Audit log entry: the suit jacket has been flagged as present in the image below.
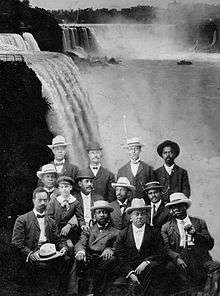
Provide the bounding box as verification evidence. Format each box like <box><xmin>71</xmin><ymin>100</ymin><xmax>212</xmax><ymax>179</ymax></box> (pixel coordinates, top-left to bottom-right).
<box><xmin>110</xmin><ymin>200</ymin><xmax>131</xmax><ymax>230</ymax></box>
<box><xmin>75</xmin><ymin>223</ymin><xmax>119</xmax><ymax>255</ymax></box>
<box><xmin>161</xmin><ymin>216</ymin><xmax>214</xmax><ymax>265</ymax></box>
<box><xmin>88</xmin><ymin>166</ymin><xmax>116</xmax><ymax>202</ymax></box>
<box><xmin>12</xmin><ymin>211</ymin><xmax>65</xmax><ymax>261</ymax></box>
<box><xmin>154</xmin><ymin>164</ymin><xmax>190</xmax><ymax>203</ymax></box>
<box><xmin>115</xmin><ymin>223</ymin><xmax>163</xmax><ymax>275</ymax></box>
<box><xmin>117</xmin><ymin>161</ymin><xmax>154</xmax><ymax>200</ymax></box>
<box><xmin>147</xmin><ymin>201</ymin><xmax>171</xmax><ymax>231</ymax></box>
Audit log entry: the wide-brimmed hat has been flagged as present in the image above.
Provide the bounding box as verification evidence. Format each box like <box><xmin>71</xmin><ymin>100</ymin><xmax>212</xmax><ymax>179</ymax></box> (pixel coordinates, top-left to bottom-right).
<box><xmin>123</xmin><ymin>137</ymin><xmax>145</xmax><ymax>149</ymax></box>
<box><xmin>86</xmin><ymin>141</ymin><xmax>102</xmax><ymax>152</ymax></box>
<box><xmin>165</xmin><ymin>193</ymin><xmax>191</xmax><ymax>209</ymax></box>
<box><xmin>126</xmin><ymin>198</ymin><xmax>151</xmax><ymax>214</ymax></box>
<box><xmin>76</xmin><ymin>168</ymin><xmax>95</xmax><ymax>181</ymax></box>
<box><xmin>112</xmin><ymin>177</ymin><xmax>135</xmax><ymax>192</ymax></box>
<box><xmin>57</xmin><ymin>176</ymin><xmax>74</xmax><ymax>186</ymax></box>
<box><xmin>48</xmin><ymin>135</ymin><xmax>71</xmax><ymax>149</ymax></box>
<box><xmin>157</xmin><ymin>140</ymin><xmax>180</xmax><ymax>158</ymax></box>
<box><xmin>144</xmin><ymin>181</ymin><xmax>163</xmax><ymax>192</ymax></box>
<box><xmin>91</xmin><ymin>200</ymin><xmax>114</xmax><ymax>212</ymax></box>
<box><xmin>37</xmin><ymin>164</ymin><xmax>57</xmax><ymax>179</ymax></box>
<box><xmin>37</xmin><ymin>243</ymin><xmax>62</xmax><ymax>261</ymax></box>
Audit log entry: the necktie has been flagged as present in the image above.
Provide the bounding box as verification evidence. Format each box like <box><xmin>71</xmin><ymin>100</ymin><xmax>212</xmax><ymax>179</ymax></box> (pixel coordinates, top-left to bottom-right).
<box><xmin>37</xmin><ymin>214</ymin><xmax>45</xmax><ymax>218</ymax></box>
<box><xmin>153</xmin><ymin>204</ymin><xmax>156</xmax><ymax>216</ymax></box>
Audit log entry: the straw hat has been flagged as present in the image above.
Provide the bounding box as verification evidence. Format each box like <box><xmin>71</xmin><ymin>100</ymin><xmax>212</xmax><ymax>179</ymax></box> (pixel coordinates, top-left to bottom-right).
<box><xmin>144</xmin><ymin>181</ymin><xmax>163</xmax><ymax>192</ymax></box>
<box><xmin>112</xmin><ymin>177</ymin><xmax>135</xmax><ymax>192</ymax></box>
<box><xmin>165</xmin><ymin>193</ymin><xmax>192</xmax><ymax>208</ymax></box>
<box><xmin>48</xmin><ymin>135</ymin><xmax>70</xmax><ymax>149</ymax></box>
<box><xmin>126</xmin><ymin>198</ymin><xmax>151</xmax><ymax>214</ymax></box>
<box><xmin>37</xmin><ymin>243</ymin><xmax>62</xmax><ymax>261</ymax></box>
<box><xmin>123</xmin><ymin>137</ymin><xmax>145</xmax><ymax>149</ymax></box>
<box><xmin>90</xmin><ymin>200</ymin><xmax>114</xmax><ymax>212</ymax></box>
<box><xmin>37</xmin><ymin>164</ymin><xmax>57</xmax><ymax>179</ymax></box>
<box><xmin>157</xmin><ymin>140</ymin><xmax>180</xmax><ymax>158</ymax></box>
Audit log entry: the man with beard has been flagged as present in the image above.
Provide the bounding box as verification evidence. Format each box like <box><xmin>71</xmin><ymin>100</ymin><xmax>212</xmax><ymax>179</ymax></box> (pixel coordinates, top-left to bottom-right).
<box><xmin>117</xmin><ymin>137</ymin><xmax>154</xmax><ymax>200</ymax></box>
<box><xmin>87</xmin><ymin>142</ymin><xmax>116</xmax><ymax>202</ymax></box>
<box><xmin>72</xmin><ymin>200</ymin><xmax>119</xmax><ymax>296</ymax></box>
<box><xmin>161</xmin><ymin>193</ymin><xmax>220</xmax><ymax>294</ymax></box>
<box><xmin>154</xmin><ymin>140</ymin><xmax>190</xmax><ymax>203</ymax></box>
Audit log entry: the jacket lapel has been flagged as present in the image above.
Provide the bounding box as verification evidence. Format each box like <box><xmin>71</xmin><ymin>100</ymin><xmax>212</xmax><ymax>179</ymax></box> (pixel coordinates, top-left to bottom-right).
<box><xmin>136</xmin><ymin>161</ymin><xmax>144</xmax><ymax>176</ymax></box>
<box><xmin>91</xmin><ymin>225</ymin><xmax>111</xmax><ymax>245</ymax></box>
<box><xmin>31</xmin><ymin>211</ymin><xmax>40</xmax><ymax>230</ymax></box>
<box><xmin>170</xmin><ymin>219</ymin><xmax>180</xmax><ymax>243</ymax></box>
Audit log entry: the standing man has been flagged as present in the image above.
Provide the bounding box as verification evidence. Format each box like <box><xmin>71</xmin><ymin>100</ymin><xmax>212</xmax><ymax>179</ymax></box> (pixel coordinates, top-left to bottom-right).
<box><xmin>117</xmin><ymin>137</ymin><xmax>154</xmax><ymax>200</ymax></box>
<box><xmin>110</xmin><ymin>177</ymin><xmax>135</xmax><ymax>230</ymax></box>
<box><xmin>154</xmin><ymin>140</ymin><xmax>190</xmax><ymax>203</ymax></box>
<box><xmin>87</xmin><ymin>142</ymin><xmax>116</xmax><ymax>202</ymax></box>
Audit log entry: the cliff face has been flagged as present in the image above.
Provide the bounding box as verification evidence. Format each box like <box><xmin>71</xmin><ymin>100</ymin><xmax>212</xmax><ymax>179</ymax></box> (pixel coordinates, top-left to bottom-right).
<box><xmin>0</xmin><ymin>61</ymin><xmax>53</xmax><ymax>222</ymax></box>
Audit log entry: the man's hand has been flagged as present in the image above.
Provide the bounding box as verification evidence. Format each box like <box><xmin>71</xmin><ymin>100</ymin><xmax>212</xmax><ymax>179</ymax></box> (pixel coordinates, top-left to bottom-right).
<box><xmin>129</xmin><ymin>273</ymin><xmax>140</xmax><ymax>285</ymax></box>
<box><xmin>59</xmin><ymin>247</ymin><xmax>67</xmax><ymax>256</ymax></box>
<box><xmin>100</xmin><ymin>248</ymin><xmax>113</xmax><ymax>261</ymax></box>
<box><xmin>29</xmin><ymin>252</ymin><xmax>40</xmax><ymax>264</ymax></box>
<box><xmin>176</xmin><ymin>258</ymin><xmax>187</xmax><ymax>272</ymax></box>
<box><xmin>60</xmin><ymin>224</ymin><xmax>71</xmax><ymax>236</ymax></box>
<box><xmin>135</xmin><ymin>261</ymin><xmax>149</xmax><ymax>275</ymax></box>
<box><xmin>75</xmin><ymin>251</ymin><xmax>86</xmax><ymax>262</ymax></box>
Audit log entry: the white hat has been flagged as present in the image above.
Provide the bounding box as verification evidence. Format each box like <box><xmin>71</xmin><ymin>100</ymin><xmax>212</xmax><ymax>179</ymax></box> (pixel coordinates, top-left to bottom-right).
<box><xmin>37</xmin><ymin>164</ymin><xmax>57</xmax><ymax>179</ymax></box>
<box><xmin>37</xmin><ymin>243</ymin><xmax>62</xmax><ymax>261</ymax></box>
<box><xmin>126</xmin><ymin>198</ymin><xmax>151</xmax><ymax>214</ymax></box>
<box><xmin>90</xmin><ymin>200</ymin><xmax>114</xmax><ymax>212</ymax></box>
<box><xmin>48</xmin><ymin>135</ymin><xmax>70</xmax><ymax>149</ymax></box>
<box><xmin>112</xmin><ymin>177</ymin><xmax>135</xmax><ymax>192</ymax></box>
<box><xmin>165</xmin><ymin>193</ymin><xmax>192</xmax><ymax>208</ymax></box>
<box><xmin>123</xmin><ymin>137</ymin><xmax>145</xmax><ymax>149</ymax></box>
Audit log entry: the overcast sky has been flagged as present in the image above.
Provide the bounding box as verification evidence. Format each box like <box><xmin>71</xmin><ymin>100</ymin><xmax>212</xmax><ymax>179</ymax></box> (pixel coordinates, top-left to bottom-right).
<box><xmin>29</xmin><ymin>0</ymin><xmax>220</xmax><ymax>10</ymax></box>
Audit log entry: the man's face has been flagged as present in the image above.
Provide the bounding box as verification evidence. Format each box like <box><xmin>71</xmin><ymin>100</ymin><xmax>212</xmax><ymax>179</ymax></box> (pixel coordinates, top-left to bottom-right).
<box><xmin>52</xmin><ymin>146</ymin><xmax>66</xmax><ymax>161</ymax></box>
<box><xmin>94</xmin><ymin>208</ymin><xmax>109</xmax><ymax>226</ymax></box>
<box><xmin>148</xmin><ymin>189</ymin><xmax>161</xmax><ymax>204</ymax></box>
<box><xmin>170</xmin><ymin>203</ymin><xmax>187</xmax><ymax>219</ymax></box>
<box><xmin>88</xmin><ymin>149</ymin><xmax>102</xmax><ymax>164</ymax></box>
<box><xmin>78</xmin><ymin>178</ymin><xmax>93</xmax><ymax>194</ymax></box>
<box><xmin>41</xmin><ymin>173</ymin><xmax>56</xmax><ymax>188</ymax></box>
<box><xmin>58</xmin><ymin>182</ymin><xmax>72</xmax><ymax>197</ymax></box>
<box><xmin>116</xmin><ymin>186</ymin><xmax>129</xmax><ymax>203</ymax></box>
<box><xmin>33</xmin><ymin>192</ymin><xmax>48</xmax><ymax>213</ymax></box>
<box><xmin>130</xmin><ymin>209</ymin><xmax>147</xmax><ymax>228</ymax></box>
<box><xmin>162</xmin><ymin>146</ymin><xmax>176</xmax><ymax>166</ymax></box>
<box><xmin>128</xmin><ymin>145</ymin><xmax>141</xmax><ymax>161</ymax></box>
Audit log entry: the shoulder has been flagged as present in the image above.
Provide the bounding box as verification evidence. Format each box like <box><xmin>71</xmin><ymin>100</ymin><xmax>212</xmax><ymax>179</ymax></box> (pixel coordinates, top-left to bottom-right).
<box><xmin>118</xmin><ymin>162</ymin><xmax>130</xmax><ymax>172</ymax></box>
<box><xmin>154</xmin><ymin>166</ymin><xmax>164</xmax><ymax>173</ymax></box>
<box><xmin>100</xmin><ymin>166</ymin><xmax>114</xmax><ymax>176</ymax></box>
<box><xmin>190</xmin><ymin>216</ymin><xmax>206</xmax><ymax>226</ymax></box>
<box><xmin>140</xmin><ymin>161</ymin><xmax>153</xmax><ymax>170</ymax></box>
<box><xmin>16</xmin><ymin>211</ymin><xmax>33</xmax><ymax>221</ymax></box>
<box><xmin>174</xmin><ymin>165</ymin><xmax>187</xmax><ymax>173</ymax></box>
<box><xmin>65</xmin><ymin>161</ymin><xmax>79</xmax><ymax>170</ymax></box>
<box><xmin>161</xmin><ymin>219</ymin><xmax>173</xmax><ymax>231</ymax></box>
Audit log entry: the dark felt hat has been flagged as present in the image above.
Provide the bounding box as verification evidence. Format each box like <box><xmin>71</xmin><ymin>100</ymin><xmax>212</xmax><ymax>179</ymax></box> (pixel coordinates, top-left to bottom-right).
<box><xmin>157</xmin><ymin>140</ymin><xmax>180</xmax><ymax>158</ymax></box>
<box><xmin>57</xmin><ymin>176</ymin><xmax>74</xmax><ymax>186</ymax></box>
<box><xmin>86</xmin><ymin>141</ymin><xmax>102</xmax><ymax>151</ymax></box>
<box><xmin>76</xmin><ymin>168</ymin><xmax>95</xmax><ymax>181</ymax></box>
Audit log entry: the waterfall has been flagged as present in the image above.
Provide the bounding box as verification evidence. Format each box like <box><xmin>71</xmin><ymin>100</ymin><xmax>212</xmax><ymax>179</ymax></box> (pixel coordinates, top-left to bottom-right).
<box><xmin>0</xmin><ymin>33</ymin><xmax>40</xmax><ymax>51</ymax></box>
<box><xmin>22</xmin><ymin>32</ymin><xmax>40</xmax><ymax>51</ymax></box>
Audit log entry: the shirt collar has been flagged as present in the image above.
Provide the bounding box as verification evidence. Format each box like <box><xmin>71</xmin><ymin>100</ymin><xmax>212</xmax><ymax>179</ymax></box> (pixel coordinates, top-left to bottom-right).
<box><xmin>90</xmin><ymin>163</ymin><xmax>101</xmax><ymax>170</ymax></box>
<box><xmin>81</xmin><ymin>191</ymin><xmax>91</xmax><ymax>199</ymax></box>
<box><xmin>130</xmin><ymin>158</ymin><xmax>141</xmax><ymax>164</ymax></box>
<box><xmin>54</xmin><ymin>159</ymin><xmax>65</xmax><ymax>165</ymax></box>
<box><xmin>44</xmin><ymin>187</ymin><xmax>55</xmax><ymax>193</ymax></box>
<box><xmin>132</xmin><ymin>223</ymin><xmax>145</xmax><ymax>233</ymax></box>
<box><xmin>164</xmin><ymin>163</ymin><xmax>175</xmax><ymax>173</ymax></box>
<box><xmin>176</xmin><ymin>215</ymin><xmax>191</xmax><ymax>224</ymax></box>
<box><xmin>56</xmin><ymin>194</ymin><xmax>76</xmax><ymax>205</ymax></box>
<box><xmin>118</xmin><ymin>200</ymin><xmax>128</xmax><ymax>206</ymax></box>
<box><xmin>33</xmin><ymin>209</ymin><xmax>46</xmax><ymax>217</ymax></box>
<box><xmin>151</xmin><ymin>199</ymin><xmax>162</xmax><ymax>210</ymax></box>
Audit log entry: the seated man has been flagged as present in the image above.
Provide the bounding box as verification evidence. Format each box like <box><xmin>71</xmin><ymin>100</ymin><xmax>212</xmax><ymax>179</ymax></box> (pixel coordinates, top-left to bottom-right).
<box><xmin>11</xmin><ymin>187</ymin><xmax>74</xmax><ymax>295</ymax></box>
<box><xmin>73</xmin><ymin>200</ymin><xmax>119</xmax><ymax>296</ymax></box>
<box><xmin>115</xmin><ymin>198</ymin><xmax>167</xmax><ymax>295</ymax></box>
<box><xmin>161</xmin><ymin>193</ymin><xmax>220</xmax><ymax>293</ymax></box>
<box><xmin>110</xmin><ymin>177</ymin><xmax>135</xmax><ymax>230</ymax></box>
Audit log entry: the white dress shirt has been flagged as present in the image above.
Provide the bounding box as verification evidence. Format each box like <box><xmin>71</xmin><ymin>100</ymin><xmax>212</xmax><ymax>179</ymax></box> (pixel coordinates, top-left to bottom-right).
<box><xmin>132</xmin><ymin>223</ymin><xmax>145</xmax><ymax>250</ymax></box>
<box><xmin>33</xmin><ymin>209</ymin><xmax>47</xmax><ymax>244</ymax></box>
<box><xmin>81</xmin><ymin>192</ymin><xmax>92</xmax><ymax>225</ymax></box>
<box><xmin>176</xmin><ymin>216</ymin><xmax>195</xmax><ymax>248</ymax></box>
<box><xmin>118</xmin><ymin>200</ymin><xmax>128</xmax><ymax>214</ymax></box>
<box><xmin>130</xmin><ymin>158</ymin><xmax>141</xmax><ymax>176</ymax></box>
<box><xmin>54</xmin><ymin>159</ymin><xmax>65</xmax><ymax>173</ymax></box>
<box><xmin>164</xmin><ymin>164</ymin><xmax>174</xmax><ymax>175</ymax></box>
<box><xmin>43</xmin><ymin>187</ymin><xmax>55</xmax><ymax>194</ymax></box>
<box><xmin>90</xmin><ymin>163</ymin><xmax>101</xmax><ymax>176</ymax></box>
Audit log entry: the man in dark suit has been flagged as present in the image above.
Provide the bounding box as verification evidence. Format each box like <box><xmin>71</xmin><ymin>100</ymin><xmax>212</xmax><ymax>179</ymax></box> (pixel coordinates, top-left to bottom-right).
<box><xmin>110</xmin><ymin>177</ymin><xmax>135</xmax><ymax>230</ymax></box>
<box><xmin>87</xmin><ymin>142</ymin><xmax>116</xmax><ymax>202</ymax></box>
<box><xmin>117</xmin><ymin>137</ymin><xmax>154</xmax><ymax>200</ymax></box>
<box><xmin>161</xmin><ymin>193</ymin><xmax>220</xmax><ymax>293</ymax></box>
<box><xmin>154</xmin><ymin>140</ymin><xmax>190</xmax><ymax>203</ymax></box>
<box><xmin>72</xmin><ymin>200</ymin><xmax>119</xmax><ymax>296</ymax></box>
<box><xmin>11</xmin><ymin>187</ymin><xmax>75</xmax><ymax>295</ymax></box>
<box><xmin>143</xmin><ymin>181</ymin><xmax>170</xmax><ymax>232</ymax></box>
<box><xmin>115</xmin><ymin>198</ymin><xmax>167</xmax><ymax>295</ymax></box>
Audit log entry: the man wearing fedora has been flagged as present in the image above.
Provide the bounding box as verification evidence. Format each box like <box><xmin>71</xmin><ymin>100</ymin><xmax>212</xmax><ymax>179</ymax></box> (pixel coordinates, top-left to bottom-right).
<box><xmin>144</xmin><ymin>181</ymin><xmax>170</xmax><ymax>232</ymax></box>
<box><xmin>72</xmin><ymin>200</ymin><xmax>119</xmax><ymax>296</ymax></box>
<box><xmin>86</xmin><ymin>141</ymin><xmax>116</xmax><ymax>202</ymax></box>
<box><xmin>117</xmin><ymin>137</ymin><xmax>154</xmax><ymax>201</ymax></box>
<box><xmin>154</xmin><ymin>140</ymin><xmax>190</xmax><ymax>203</ymax></box>
<box><xmin>110</xmin><ymin>177</ymin><xmax>135</xmax><ymax>230</ymax></box>
<box><xmin>115</xmin><ymin>198</ymin><xmax>167</xmax><ymax>295</ymax></box>
<box><xmin>161</xmin><ymin>193</ymin><xmax>220</xmax><ymax>293</ymax></box>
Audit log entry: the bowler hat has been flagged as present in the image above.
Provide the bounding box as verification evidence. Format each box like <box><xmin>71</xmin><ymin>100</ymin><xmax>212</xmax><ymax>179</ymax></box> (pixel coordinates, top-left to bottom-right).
<box><xmin>48</xmin><ymin>135</ymin><xmax>70</xmax><ymax>149</ymax></box>
<box><xmin>37</xmin><ymin>164</ymin><xmax>57</xmax><ymax>179</ymax></box>
<box><xmin>57</xmin><ymin>176</ymin><xmax>74</xmax><ymax>186</ymax></box>
<box><xmin>112</xmin><ymin>177</ymin><xmax>135</xmax><ymax>192</ymax></box>
<box><xmin>165</xmin><ymin>193</ymin><xmax>191</xmax><ymax>209</ymax></box>
<box><xmin>144</xmin><ymin>181</ymin><xmax>163</xmax><ymax>192</ymax></box>
<box><xmin>157</xmin><ymin>140</ymin><xmax>180</xmax><ymax>158</ymax></box>
<box><xmin>76</xmin><ymin>168</ymin><xmax>95</xmax><ymax>181</ymax></box>
<box><xmin>126</xmin><ymin>198</ymin><xmax>151</xmax><ymax>214</ymax></box>
<box><xmin>86</xmin><ymin>141</ymin><xmax>102</xmax><ymax>151</ymax></box>
<box><xmin>90</xmin><ymin>200</ymin><xmax>114</xmax><ymax>212</ymax></box>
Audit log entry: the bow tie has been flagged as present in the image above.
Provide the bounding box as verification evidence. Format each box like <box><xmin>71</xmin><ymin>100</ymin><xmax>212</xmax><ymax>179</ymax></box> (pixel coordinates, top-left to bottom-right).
<box><xmin>92</xmin><ymin>167</ymin><xmax>98</xmax><ymax>170</ymax></box>
<box><xmin>131</xmin><ymin>160</ymin><xmax>140</xmax><ymax>164</ymax></box>
<box><xmin>37</xmin><ymin>214</ymin><xmax>45</xmax><ymax>218</ymax></box>
<box><xmin>54</xmin><ymin>161</ymin><xmax>65</xmax><ymax>166</ymax></box>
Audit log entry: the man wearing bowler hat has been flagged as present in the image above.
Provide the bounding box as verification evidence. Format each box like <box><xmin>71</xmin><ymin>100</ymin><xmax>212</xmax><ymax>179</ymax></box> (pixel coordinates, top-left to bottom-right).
<box><xmin>117</xmin><ymin>137</ymin><xmax>154</xmax><ymax>201</ymax></box>
<box><xmin>154</xmin><ymin>140</ymin><xmax>190</xmax><ymax>203</ymax></box>
<box><xmin>86</xmin><ymin>141</ymin><xmax>116</xmax><ymax>202</ymax></box>
<box><xmin>110</xmin><ymin>177</ymin><xmax>135</xmax><ymax>230</ymax></box>
<box><xmin>161</xmin><ymin>193</ymin><xmax>220</xmax><ymax>293</ymax></box>
<box><xmin>72</xmin><ymin>200</ymin><xmax>119</xmax><ymax>296</ymax></box>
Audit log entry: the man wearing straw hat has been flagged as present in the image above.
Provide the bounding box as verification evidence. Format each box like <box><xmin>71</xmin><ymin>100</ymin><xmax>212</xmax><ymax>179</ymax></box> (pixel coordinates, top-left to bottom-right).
<box><xmin>154</xmin><ymin>140</ymin><xmax>190</xmax><ymax>203</ymax></box>
<box><xmin>161</xmin><ymin>193</ymin><xmax>220</xmax><ymax>293</ymax></box>
<box><xmin>115</xmin><ymin>198</ymin><xmax>167</xmax><ymax>295</ymax></box>
<box><xmin>72</xmin><ymin>200</ymin><xmax>119</xmax><ymax>296</ymax></box>
<box><xmin>117</xmin><ymin>137</ymin><xmax>154</xmax><ymax>201</ymax></box>
<box><xmin>110</xmin><ymin>177</ymin><xmax>135</xmax><ymax>230</ymax></box>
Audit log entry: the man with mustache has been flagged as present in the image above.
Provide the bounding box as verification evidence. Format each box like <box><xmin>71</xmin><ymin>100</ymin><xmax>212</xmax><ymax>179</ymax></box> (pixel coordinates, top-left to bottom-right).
<box><xmin>154</xmin><ymin>140</ymin><xmax>190</xmax><ymax>203</ymax></box>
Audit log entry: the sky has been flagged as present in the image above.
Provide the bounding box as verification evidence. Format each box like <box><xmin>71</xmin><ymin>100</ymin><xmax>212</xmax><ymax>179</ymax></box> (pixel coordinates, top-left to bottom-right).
<box><xmin>29</xmin><ymin>0</ymin><xmax>220</xmax><ymax>10</ymax></box>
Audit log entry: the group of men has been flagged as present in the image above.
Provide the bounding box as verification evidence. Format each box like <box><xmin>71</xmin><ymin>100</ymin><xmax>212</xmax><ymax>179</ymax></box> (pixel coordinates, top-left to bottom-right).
<box><xmin>11</xmin><ymin>135</ymin><xmax>219</xmax><ymax>296</ymax></box>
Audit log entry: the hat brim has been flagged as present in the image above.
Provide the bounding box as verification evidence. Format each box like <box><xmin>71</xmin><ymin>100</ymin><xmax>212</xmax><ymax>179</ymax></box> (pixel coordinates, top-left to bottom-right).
<box><xmin>37</xmin><ymin>251</ymin><xmax>62</xmax><ymax>261</ymax></box>
<box><xmin>90</xmin><ymin>206</ymin><xmax>114</xmax><ymax>212</ymax></box>
<box><xmin>165</xmin><ymin>199</ymin><xmax>192</xmax><ymax>208</ymax></box>
<box><xmin>76</xmin><ymin>176</ymin><xmax>95</xmax><ymax>181</ymax></box>
<box><xmin>112</xmin><ymin>183</ymin><xmax>135</xmax><ymax>192</ymax></box>
<box><xmin>123</xmin><ymin>143</ymin><xmax>145</xmax><ymax>149</ymax></box>
<box><xmin>157</xmin><ymin>141</ymin><xmax>180</xmax><ymax>158</ymax></box>
<box><xmin>37</xmin><ymin>171</ymin><xmax>58</xmax><ymax>179</ymax></box>
<box><xmin>144</xmin><ymin>185</ymin><xmax>163</xmax><ymax>192</ymax></box>
<box><xmin>126</xmin><ymin>205</ymin><xmax>151</xmax><ymax>214</ymax></box>
<box><xmin>48</xmin><ymin>143</ymin><xmax>71</xmax><ymax>149</ymax></box>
